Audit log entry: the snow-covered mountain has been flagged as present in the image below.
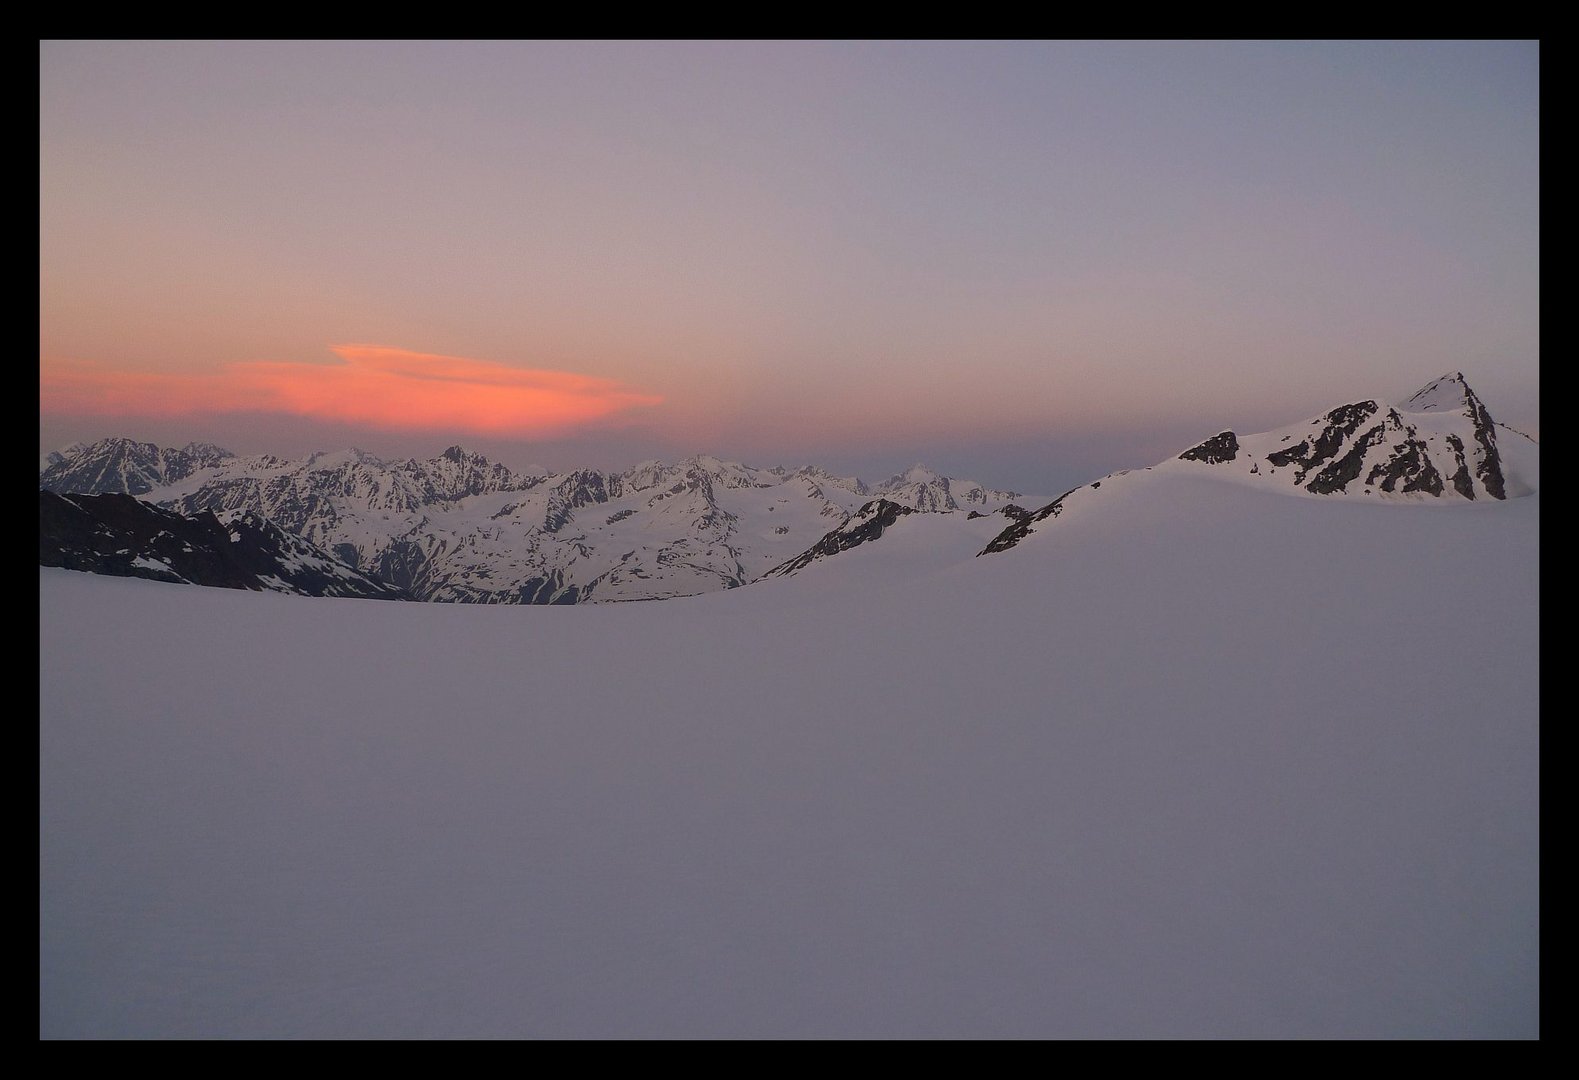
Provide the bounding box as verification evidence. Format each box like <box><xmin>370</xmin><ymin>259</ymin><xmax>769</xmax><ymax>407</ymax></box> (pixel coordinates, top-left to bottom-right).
<box><xmin>39</xmin><ymin>443</ymin><xmax>1030</xmax><ymax>604</ymax></box>
<box><xmin>39</xmin><ymin>491</ymin><xmax>409</xmax><ymax>600</ymax></box>
<box><xmin>1174</xmin><ymin>371</ymin><xmax>1534</xmax><ymax>500</ymax></box>
<box><xmin>983</xmin><ymin>372</ymin><xmax>1537</xmax><ymax>556</ymax></box>
<box><xmin>39</xmin><ymin>437</ymin><xmax>235</xmax><ymax>496</ymax></box>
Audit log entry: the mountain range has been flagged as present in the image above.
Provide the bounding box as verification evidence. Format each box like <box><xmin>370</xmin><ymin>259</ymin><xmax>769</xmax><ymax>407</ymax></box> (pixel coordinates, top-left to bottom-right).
<box><xmin>39</xmin><ymin>373</ymin><xmax>1537</xmax><ymax>600</ymax></box>
<box><xmin>41</xmin><ymin>443</ymin><xmax>1026</xmax><ymax>603</ymax></box>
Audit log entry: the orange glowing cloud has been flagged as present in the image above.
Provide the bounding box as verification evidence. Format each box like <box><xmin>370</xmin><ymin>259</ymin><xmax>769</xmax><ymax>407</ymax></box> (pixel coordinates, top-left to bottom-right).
<box><xmin>40</xmin><ymin>345</ymin><xmax>664</xmax><ymax>437</ymax></box>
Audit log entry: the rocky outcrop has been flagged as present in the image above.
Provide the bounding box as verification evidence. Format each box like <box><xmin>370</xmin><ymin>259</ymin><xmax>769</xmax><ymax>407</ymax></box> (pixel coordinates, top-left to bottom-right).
<box><xmin>760</xmin><ymin>499</ymin><xmax>916</xmax><ymax>579</ymax></box>
<box><xmin>1178</xmin><ymin>431</ymin><xmax>1239</xmax><ymax>464</ymax></box>
<box><xmin>40</xmin><ymin>491</ymin><xmax>410</xmax><ymax>599</ymax></box>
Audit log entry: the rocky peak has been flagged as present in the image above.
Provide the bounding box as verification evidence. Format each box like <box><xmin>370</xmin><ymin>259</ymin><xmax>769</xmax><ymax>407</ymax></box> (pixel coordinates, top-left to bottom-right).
<box><xmin>1178</xmin><ymin>431</ymin><xmax>1239</xmax><ymax>464</ymax></box>
<box><xmin>881</xmin><ymin>463</ymin><xmax>942</xmax><ymax>487</ymax></box>
<box><xmin>1403</xmin><ymin>371</ymin><xmax>1474</xmax><ymax>414</ymax></box>
<box><xmin>1173</xmin><ymin>374</ymin><xmax>1513</xmax><ymax>501</ymax></box>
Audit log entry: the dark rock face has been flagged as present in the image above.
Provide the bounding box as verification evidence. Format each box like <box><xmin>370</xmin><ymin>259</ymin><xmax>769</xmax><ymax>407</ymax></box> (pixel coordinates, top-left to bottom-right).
<box><xmin>373</xmin><ymin>538</ymin><xmax>433</xmax><ymax>594</ymax></box>
<box><xmin>1444</xmin><ymin>434</ymin><xmax>1476</xmax><ymax>499</ymax></box>
<box><xmin>1305</xmin><ymin>424</ymin><xmax>1387</xmax><ymax>495</ymax></box>
<box><xmin>761</xmin><ymin>499</ymin><xmax>915</xmax><ymax>578</ymax></box>
<box><xmin>1179</xmin><ymin>431</ymin><xmax>1239</xmax><ymax>464</ymax></box>
<box><xmin>1315</xmin><ymin>401</ymin><xmax>1380</xmax><ymax>454</ymax></box>
<box><xmin>1464</xmin><ymin>387</ymin><xmax>1506</xmax><ymax>500</ymax></box>
<box><xmin>555</xmin><ymin>469</ymin><xmax>621</xmax><ymax>509</ymax></box>
<box><xmin>40</xmin><ymin>491</ymin><xmax>410</xmax><ymax>599</ymax></box>
<box><xmin>542</xmin><ymin>497</ymin><xmax>575</xmax><ymax>534</ymax></box>
<box><xmin>1365</xmin><ymin>437</ymin><xmax>1444</xmax><ymax>495</ymax></box>
<box><xmin>1266</xmin><ymin>401</ymin><xmax>1380</xmax><ymax>485</ymax></box>
<box><xmin>1266</xmin><ymin>439</ymin><xmax>1311</xmax><ymax>474</ymax></box>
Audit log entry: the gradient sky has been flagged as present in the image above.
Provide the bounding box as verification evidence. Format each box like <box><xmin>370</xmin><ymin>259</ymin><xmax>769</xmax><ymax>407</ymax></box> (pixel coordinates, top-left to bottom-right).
<box><xmin>40</xmin><ymin>41</ymin><xmax>1539</xmax><ymax>492</ymax></box>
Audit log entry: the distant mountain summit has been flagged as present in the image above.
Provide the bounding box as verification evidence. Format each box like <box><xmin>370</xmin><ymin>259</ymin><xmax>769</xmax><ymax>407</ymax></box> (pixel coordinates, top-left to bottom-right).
<box><xmin>39</xmin><ymin>437</ymin><xmax>235</xmax><ymax>496</ymax></box>
<box><xmin>983</xmin><ymin>372</ymin><xmax>1537</xmax><ymax>556</ymax></box>
<box><xmin>789</xmin><ymin>465</ymin><xmax>869</xmax><ymax>497</ymax></box>
<box><xmin>872</xmin><ymin>463</ymin><xmax>1018</xmax><ymax>512</ymax></box>
<box><xmin>40</xmin><ymin>444</ymin><xmax>1027</xmax><ymax>603</ymax></box>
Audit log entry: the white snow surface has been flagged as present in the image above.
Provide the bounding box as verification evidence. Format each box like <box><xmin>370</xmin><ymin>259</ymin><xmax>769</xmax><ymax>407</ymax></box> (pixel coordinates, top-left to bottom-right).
<box><xmin>39</xmin><ymin>470</ymin><xmax>1538</xmax><ymax>1038</ymax></box>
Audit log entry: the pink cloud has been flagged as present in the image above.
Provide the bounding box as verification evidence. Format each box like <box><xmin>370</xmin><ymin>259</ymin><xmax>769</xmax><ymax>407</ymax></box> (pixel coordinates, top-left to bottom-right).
<box><xmin>40</xmin><ymin>345</ymin><xmax>664</xmax><ymax>437</ymax></box>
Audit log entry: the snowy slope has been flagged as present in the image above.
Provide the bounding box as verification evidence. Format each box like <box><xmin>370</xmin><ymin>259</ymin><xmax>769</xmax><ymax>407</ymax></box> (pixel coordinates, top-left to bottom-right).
<box><xmin>40</xmin><ymin>467</ymin><xmax>1538</xmax><ymax>1038</ymax></box>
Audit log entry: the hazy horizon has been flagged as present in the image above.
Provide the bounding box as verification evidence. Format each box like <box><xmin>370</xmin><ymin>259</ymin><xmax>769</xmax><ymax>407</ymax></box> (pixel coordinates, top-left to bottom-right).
<box><xmin>41</xmin><ymin>41</ymin><xmax>1539</xmax><ymax>495</ymax></box>
<box><xmin>37</xmin><ymin>360</ymin><xmax>1535</xmax><ymax>498</ymax></box>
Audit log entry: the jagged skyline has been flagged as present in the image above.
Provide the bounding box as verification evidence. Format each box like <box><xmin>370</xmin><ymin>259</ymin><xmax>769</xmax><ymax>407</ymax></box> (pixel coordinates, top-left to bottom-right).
<box><xmin>40</xmin><ymin>370</ymin><xmax>1533</xmax><ymax>606</ymax></box>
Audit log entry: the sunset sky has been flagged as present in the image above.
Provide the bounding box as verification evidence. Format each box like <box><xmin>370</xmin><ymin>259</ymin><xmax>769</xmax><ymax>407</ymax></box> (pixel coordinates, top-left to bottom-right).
<box><xmin>40</xmin><ymin>41</ymin><xmax>1539</xmax><ymax>492</ymax></box>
